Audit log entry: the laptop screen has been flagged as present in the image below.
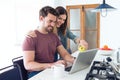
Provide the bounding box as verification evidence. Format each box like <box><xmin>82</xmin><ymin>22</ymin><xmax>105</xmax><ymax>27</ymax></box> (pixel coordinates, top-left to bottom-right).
<box><xmin>66</xmin><ymin>48</ymin><xmax>98</xmax><ymax>74</ymax></box>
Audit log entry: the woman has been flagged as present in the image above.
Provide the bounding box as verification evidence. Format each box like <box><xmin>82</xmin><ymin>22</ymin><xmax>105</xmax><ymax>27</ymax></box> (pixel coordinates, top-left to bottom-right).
<box><xmin>53</xmin><ymin>6</ymin><xmax>88</xmax><ymax>60</ymax></box>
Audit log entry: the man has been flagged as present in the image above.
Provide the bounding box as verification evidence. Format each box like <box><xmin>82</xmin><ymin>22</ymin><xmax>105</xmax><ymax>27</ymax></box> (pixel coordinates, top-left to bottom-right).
<box><xmin>22</xmin><ymin>6</ymin><xmax>74</xmax><ymax>78</ymax></box>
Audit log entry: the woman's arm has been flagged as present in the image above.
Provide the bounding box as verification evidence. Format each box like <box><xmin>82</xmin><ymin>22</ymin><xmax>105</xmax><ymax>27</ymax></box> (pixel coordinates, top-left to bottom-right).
<box><xmin>67</xmin><ymin>28</ymin><xmax>88</xmax><ymax>49</ymax></box>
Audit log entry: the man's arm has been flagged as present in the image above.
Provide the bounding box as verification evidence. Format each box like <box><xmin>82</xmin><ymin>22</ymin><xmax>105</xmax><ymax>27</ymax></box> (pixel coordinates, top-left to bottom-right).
<box><xmin>23</xmin><ymin>50</ymin><xmax>67</xmax><ymax>71</ymax></box>
<box><xmin>57</xmin><ymin>45</ymin><xmax>75</xmax><ymax>63</ymax></box>
<box><xmin>23</xmin><ymin>51</ymin><xmax>52</xmax><ymax>71</ymax></box>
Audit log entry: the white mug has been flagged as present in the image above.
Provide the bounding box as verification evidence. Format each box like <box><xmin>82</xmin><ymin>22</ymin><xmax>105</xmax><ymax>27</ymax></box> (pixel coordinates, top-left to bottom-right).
<box><xmin>51</xmin><ymin>64</ymin><xmax>65</xmax><ymax>79</ymax></box>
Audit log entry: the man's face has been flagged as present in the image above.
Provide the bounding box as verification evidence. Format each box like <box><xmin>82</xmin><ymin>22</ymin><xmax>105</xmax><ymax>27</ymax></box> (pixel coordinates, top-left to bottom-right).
<box><xmin>56</xmin><ymin>14</ymin><xmax>66</xmax><ymax>28</ymax></box>
<box><xmin>41</xmin><ymin>13</ymin><xmax>57</xmax><ymax>32</ymax></box>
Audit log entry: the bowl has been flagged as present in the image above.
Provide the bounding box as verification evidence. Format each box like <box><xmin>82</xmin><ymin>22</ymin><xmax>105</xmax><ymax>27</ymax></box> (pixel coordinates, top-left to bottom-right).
<box><xmin>99</xmin><ymin>50</ymin><xmax>115</xmax><ymax>56</ymax></box>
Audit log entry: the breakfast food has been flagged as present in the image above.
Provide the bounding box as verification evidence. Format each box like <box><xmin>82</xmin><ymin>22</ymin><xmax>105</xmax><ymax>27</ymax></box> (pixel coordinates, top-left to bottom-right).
<box><xmin>100</xmin><ymin>45</ymin><xmax>112</xmax><ymax>50</ymax></box>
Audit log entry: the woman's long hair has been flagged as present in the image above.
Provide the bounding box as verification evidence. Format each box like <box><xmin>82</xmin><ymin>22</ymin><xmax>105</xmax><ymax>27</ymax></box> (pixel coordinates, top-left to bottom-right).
<box><xmin>55</xmin><ymin>6</ymin><xmax>68</xmax><ymax>36</ymax></box>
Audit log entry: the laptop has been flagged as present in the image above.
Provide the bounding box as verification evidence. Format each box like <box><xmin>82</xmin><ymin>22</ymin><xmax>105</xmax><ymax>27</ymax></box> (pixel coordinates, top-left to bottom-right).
<box><xmin>65</xmin><ymin>48</ymin><xmax>98</xmax><ymax>74</ymax></box>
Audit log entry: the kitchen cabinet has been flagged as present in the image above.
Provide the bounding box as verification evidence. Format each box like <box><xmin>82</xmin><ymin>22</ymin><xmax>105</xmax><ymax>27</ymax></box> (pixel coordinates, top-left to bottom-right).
<box><xmin>66</xmin><ymin>4</ymin><xmax>100</xmax><ymax>52</ymax></box>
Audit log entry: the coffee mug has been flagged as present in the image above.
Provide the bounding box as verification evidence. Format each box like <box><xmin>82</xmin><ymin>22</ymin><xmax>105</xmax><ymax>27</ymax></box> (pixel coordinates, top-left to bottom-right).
<box><xmin>51</xmin><ymin>64</ymin><xmax>65</xmax><ymax>79</ymax></box>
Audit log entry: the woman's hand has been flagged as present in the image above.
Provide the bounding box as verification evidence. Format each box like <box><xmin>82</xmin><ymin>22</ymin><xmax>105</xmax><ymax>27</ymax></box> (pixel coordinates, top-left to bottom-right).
<box><xmin>26</xmin><ymin>30</ymin><xmax>37</xmax><ymax>38</ymax></box>
<box><xmin>76</xmin><ymin>39</ymin><xmax>88</xmax><ymax>50</ymax></box>
<box><xmin>79</xmin><ymin>40</ymin><xmax>88</xmax><ymax>49</ymax></box>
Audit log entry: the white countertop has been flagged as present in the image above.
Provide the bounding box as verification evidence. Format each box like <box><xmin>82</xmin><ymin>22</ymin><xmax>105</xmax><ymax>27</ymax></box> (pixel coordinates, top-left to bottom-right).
<box><xmin>28</xmin><ymin>49</ymin><xmax>116</xmax><ymax>80</ymax></box>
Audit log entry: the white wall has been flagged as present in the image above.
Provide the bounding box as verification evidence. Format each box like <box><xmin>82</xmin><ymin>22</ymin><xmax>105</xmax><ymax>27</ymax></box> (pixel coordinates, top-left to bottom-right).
<box><xmin>54</xmin><ymin>0</ymin><xmax>120</xmax><ymax>49</ymax></box>
<box><xmin>0</xmin><ymin>0</ymin><xmax>55</xmax><ymax>68</ymax></box>
<box><xmin>0</xmin><ymin>0</ymin><xmax>16</xmax><ymax>68</ymax></box>
<box><xmin>100</xmin><ymin>0</ymin><xmax>120</xmax><ymax>49</ymax></box>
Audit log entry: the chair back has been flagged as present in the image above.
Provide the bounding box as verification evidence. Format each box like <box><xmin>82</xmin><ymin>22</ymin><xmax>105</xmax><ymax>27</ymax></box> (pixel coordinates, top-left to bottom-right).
<box><xmin>12</xmin><ymin>56</ymin><xmax>28</xmax><ymax>80</ymax></box>
<box><xmin>0</xmin><ymin>64</ymin><xmax>23</xmax><ymax>80</ymax></box>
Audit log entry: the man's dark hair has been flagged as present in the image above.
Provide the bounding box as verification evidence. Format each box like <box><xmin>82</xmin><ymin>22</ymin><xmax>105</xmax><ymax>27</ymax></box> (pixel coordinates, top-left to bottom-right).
<box><xmin>39</xmin><ymin>6</ymin><xmax>58</xmax><ymax>17</ymax></box>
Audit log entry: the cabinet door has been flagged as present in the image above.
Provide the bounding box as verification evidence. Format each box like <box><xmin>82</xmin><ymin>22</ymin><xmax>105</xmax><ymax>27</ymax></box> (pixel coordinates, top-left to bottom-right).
<box><xmin>66</xmin><ymin>4</ymin><xmax>100</xmax><ymax>52</ymax></box>
<box><xmin>66</xmin><ymin>5</ymin><xmax>82</xmax><ymax>52</ymax></box>
<box><xmin>83</xmin><ymin>4</ymin><xmax>100</xmax><ymax>49</ymax></box>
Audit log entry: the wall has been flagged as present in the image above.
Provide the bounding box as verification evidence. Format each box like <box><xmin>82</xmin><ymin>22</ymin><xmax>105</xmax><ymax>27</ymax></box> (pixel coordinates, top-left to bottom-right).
<box><xmin>54</xmin><ymin>0</ymin><xmax>120</xmax><ymax>49</ymax></box>
<box><xmin>0</xmin><ymin>0</ymin><xmax>16</xmax><ymax>68</ymax></box>
<box><xmin>100</xmin><ymin>0</ymin><xmax>120</xmax><ymax>49</ymax></box>
<box><xmin>0</xmin><ymin>0</ymin><xmax>55</xmax><ymax>68</ymax></box>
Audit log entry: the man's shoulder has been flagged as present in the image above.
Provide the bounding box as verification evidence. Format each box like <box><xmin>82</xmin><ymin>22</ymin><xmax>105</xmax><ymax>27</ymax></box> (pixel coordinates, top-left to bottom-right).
<box><xmin>49</xmin><ymin>32</ymin><xmax>57</xmax><ymax>36</ymax></box>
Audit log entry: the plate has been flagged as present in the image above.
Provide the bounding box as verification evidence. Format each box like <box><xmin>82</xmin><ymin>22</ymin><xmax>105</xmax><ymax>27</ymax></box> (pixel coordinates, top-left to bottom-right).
<box><xmin>99</xmin><ymin>50</ymin><xmax>115</xmax><ymax>56</ymax></box>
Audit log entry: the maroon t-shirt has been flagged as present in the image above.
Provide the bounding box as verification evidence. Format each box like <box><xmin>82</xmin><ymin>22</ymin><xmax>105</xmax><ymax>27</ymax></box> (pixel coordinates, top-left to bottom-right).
<box><xmin>22</xmin><ymin>30</ymin><xmax>62</xmax><ymax>63</ymax></box>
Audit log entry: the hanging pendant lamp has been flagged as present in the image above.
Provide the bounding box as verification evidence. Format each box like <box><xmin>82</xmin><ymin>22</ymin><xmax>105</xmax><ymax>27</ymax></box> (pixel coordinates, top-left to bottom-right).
<box><xmin>92</xmin><ymin>0</ymin><xmax>116</xmax><ymax>12</ymax></box>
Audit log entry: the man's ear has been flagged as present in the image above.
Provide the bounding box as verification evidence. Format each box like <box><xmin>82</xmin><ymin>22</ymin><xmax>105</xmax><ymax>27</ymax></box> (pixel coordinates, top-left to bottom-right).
<box><xmin>39</xmin><ymin>16</ymin><xmax>44</xmax><ymax>21</ymax></box>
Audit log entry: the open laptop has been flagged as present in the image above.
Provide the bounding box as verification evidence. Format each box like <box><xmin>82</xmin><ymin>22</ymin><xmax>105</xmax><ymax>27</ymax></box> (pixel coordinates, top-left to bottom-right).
<box><xmin>65</xmin><ymin>48</ymin><xmax>98</xmax><ymax>74</ymax></box>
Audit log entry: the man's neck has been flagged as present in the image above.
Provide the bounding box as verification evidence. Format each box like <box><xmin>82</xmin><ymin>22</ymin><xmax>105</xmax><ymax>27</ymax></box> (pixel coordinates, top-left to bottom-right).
<box><xmin>37</xmin><ymin>27</ymin><xmax>48</xmax><ymax>34</ymax></box>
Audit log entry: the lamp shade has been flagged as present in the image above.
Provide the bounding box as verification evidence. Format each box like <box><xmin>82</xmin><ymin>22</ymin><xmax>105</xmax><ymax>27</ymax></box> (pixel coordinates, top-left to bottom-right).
<box><xmin>92</xmin><ymin>0</ymin><xmax>116</xmax><ymax>12</ymax></box>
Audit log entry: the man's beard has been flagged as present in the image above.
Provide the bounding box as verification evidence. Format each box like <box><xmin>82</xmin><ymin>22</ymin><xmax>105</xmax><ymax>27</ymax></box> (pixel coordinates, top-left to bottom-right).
<box><xmin>45</xmin><ymin>26</ymin><xmax>54</xmax><ymax>32</ymax></box>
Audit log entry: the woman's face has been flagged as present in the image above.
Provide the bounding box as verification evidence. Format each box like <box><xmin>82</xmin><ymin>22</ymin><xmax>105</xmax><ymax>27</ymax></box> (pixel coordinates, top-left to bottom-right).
<box><xmin>56</xmin><ymin>14</ymin><xmax>66</xmax><ymax>28</ymax></box>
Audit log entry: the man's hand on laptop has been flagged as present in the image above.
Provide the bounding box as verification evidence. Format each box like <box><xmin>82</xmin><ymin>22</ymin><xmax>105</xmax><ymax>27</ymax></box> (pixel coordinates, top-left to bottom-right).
<box><xmin>53</xmin><ymin>60</ymin><xmax>67</xmax><ymax>67</ymax></box>
<box><xmin>66</xmin><ymin>57</ymin><xmax>76</xmax><ymax>68</ymax></box>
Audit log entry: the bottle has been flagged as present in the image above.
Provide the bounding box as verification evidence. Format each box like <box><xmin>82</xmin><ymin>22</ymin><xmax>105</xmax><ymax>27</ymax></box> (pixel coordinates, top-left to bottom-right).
<box><xmin>78</xmin><ymin>45</ymin><xmax>86</xmax><ymax>52</ymax></box>
<box><xmin>117</xmin><ymin>48</ymin><xmax>120</xmax><ymax>63</ymax></box>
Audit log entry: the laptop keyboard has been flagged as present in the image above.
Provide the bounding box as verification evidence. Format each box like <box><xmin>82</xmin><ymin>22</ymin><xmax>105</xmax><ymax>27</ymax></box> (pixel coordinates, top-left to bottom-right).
<box><xmin>65</xmin><ymin>66</ymin><xmax>72</xmax><ymax>71</ymax></box>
